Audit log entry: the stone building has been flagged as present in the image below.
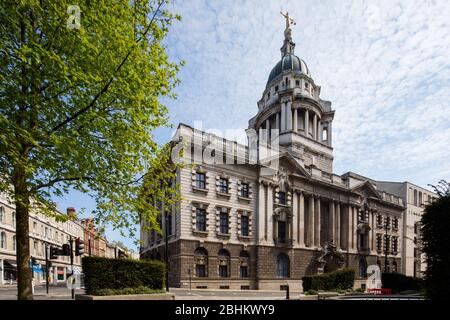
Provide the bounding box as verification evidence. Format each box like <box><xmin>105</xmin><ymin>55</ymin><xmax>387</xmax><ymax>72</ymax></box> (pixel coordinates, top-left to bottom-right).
<box><xmin>375</xmin><ymin>181</ymin><xmax>437</xmax><ymax>277</ymax></box>
<box><xmin>0</xmin><ymin>194</ymin><xmax>84</xmax><ymax>285</ymax></box>
<box><xmin>140</xmin><ymin>18</ymin><xmax>423</xmax><ymax>291</ymax></box>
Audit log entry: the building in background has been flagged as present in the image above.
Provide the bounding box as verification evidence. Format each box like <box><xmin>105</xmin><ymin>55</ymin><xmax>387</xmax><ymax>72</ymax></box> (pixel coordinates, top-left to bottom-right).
<box><xmin>375</xmin><ymin>181</ymin><xmax>437</xmax><ymax>278</ymax></box>
<box><xmin>0</xmin><ymin>194</ymin><xmax>84</xmax><ymax>285</ymax></box>
<box><xmin>0</xmin><ymin>194</ymin><xmax>121</xmax><ymax>285</ymax></box>
<box><xmin>80</xmin><ymin>218</ymin><xmax>107</xmax><ymax>258</ymax></box>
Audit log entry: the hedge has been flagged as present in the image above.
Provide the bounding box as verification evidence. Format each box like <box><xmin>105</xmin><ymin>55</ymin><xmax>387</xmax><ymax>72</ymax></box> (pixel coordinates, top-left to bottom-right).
<box><xmin>302</xmin><ymin>269</ymin><xmax>355</xmax><ymax>291</ymax></box>
<box><xmin>381</xmin><ymin>272</ymin><xmax>423</xmax><ymax>293</ymax></box>
<box><xmin>82</xmin><ymin>256</ymin><xmax>165</xmax><ymax>295</ymax></box>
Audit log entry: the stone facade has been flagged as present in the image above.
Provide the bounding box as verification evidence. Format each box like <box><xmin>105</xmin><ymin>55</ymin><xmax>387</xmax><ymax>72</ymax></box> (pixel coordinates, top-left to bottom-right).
<box><xmin>141</xmin><ymin>19</ymin><xmax>412</xmax><ymax>291</ymax></box>
<box><xmin>375</xmin><ymin>181</ymin><xmax>437</xmax><ymax>277</ymax></box>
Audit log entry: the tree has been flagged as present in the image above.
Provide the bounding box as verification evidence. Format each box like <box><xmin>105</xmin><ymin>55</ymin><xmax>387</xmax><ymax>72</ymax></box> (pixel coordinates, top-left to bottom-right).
<box><xmin>421</xmin><ymin>180</ymin><xmax>450</xmax><ymax>300</ymax></box>
<box><xmin>0</xmin><ymin>0</ymin><xmax>182</xmax><ymax>299</ymax></box>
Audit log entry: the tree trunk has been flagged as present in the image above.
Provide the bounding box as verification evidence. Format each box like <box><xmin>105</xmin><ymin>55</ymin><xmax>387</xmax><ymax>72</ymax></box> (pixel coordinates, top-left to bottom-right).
<box><xmin>13</xmin><ymin>169</ymin><xmax>33</xmax><ymax>300</ymax></box>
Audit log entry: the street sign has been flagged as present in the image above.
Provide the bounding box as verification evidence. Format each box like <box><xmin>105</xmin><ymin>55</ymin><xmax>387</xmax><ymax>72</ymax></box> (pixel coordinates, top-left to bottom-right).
<box><xmin>67</xmin><ymin>265</ymin><xmax>82</xmax><ymax>275</ymax></box>
<box><xmin>67</xmin><ymin>273</ymin><xmax>84</xmax><ymax>290</ymax></box>
<box><xmin>32</xmin><ymin>265</ymin><xmax>42</xmax><ymax>273</ymax></box>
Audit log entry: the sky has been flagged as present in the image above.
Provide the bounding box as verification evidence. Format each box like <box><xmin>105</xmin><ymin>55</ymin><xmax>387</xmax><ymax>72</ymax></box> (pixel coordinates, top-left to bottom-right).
<box><xmin>52</xmin><ymin>0</ymin><xmax>450</xmax><ymax>249</ymax></box>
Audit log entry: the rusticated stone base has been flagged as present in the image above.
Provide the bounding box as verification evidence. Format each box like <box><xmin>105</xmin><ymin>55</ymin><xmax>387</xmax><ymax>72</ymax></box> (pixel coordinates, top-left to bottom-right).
<box><xmin>141</xmin><ymin>239</ymin><xmax>402</xmax><ymax>291</ymax></box>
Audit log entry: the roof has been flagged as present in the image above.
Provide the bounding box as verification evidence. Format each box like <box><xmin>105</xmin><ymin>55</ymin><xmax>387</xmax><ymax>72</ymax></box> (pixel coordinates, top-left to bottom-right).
<box><xmin>266</xmin><ymin>54</ymin><xmax>311</xmax><ymax>86</ymax></box>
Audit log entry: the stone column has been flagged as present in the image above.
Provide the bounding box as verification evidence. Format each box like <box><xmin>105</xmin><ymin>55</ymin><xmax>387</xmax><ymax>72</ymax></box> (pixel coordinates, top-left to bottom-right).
<box><xmin>299</xmin><ymin>191</ymin><xmax>305</xmax><ymax>247</ymax></box>
<box><xmin>267</xmin><ymin>184</ymin><xmax>273</xmax><ymax>242</ymax></box>
<box><xmin>329</xmin><ymin>200</ymin><xmax>335</xmax><ymax>244</ymax></box>
<box><xmin>293</xmin><ymin>108</ymin><xmax>298</xmax><ymax>132</ymax></box>
<box><xmin>318</xmin><ymin>119</ymin><xmax>322</xmax><ymax>142</ymax></box>
<box><xmin>305</xmin><ymin>109</ymin><xmax>309</xmax><ymax>137</ymax></box>
<box><xmin>347</xmin><ymin>205</ymin><xmax>352</xmax><ymax>251</ymax></box>
<box><xmin>265</xmin><ymin>119</ymin><xmax>270</xmax><ymax>142</ymax></box>
<box><xmin>371</xmin><ymin>211</ymin><xmax>376</xmax><ymax>252</ymax></box>
<box><xmin>328</xmin><ymin>121</ymin><xmax>332</xmax><ymax>145</ymax></box>
<box><xmin>275</xmin><ymin>112</ymin><xmax>280</xmax><ymax>130</ymax></box>
<box><xmin>286</xmin><ymin>101</ymin><xmax>292</xmax><ymax>131</ymax></box>
<box><xmin>315</xmin><ymin>196</ymin><xmax>321</xmax><ymax>247</ymax></box>
<box><xmin>280</xmin><ymin>103</ymin><xmax>286</xmax><ymax>131</ymax></box>
<box><xmin>335</xmin><ymin>202</ymin><xmax>341</xmax><ymax>248</ymax></box>
<box><xmin>258</xmin><ymin>181</ymin><xmax>266</xmax><ymax>242</ymax></box>
<box><xmin>292</xmin><ymin>190</ymin><xmax>298</xmax><ymax>245</ymax></box>
<box><xmin>313</xmin><ymin>113</ymin><xmax>317</xmax><ymax>141</ymax></box>
<box><xmin>352</xmin><ymin>206</ymin><xmax>358</xmax><ymax>249</ymax></box>
<box><xmin>0</xmin><ymin>259</ymin><xmax>3</xmax><ymax>285</ymax></box>
<box><xmin>308</xmin><ymin>195</ymin><xmax>315</xmax><ymax>247</ymax></box>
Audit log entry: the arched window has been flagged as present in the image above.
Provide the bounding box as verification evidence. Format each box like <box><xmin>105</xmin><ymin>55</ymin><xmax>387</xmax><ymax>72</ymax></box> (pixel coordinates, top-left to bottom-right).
<box><xmin>239</xmin><ymin>250</ymin><xmax>250</xmax><ymax>278</ymax></box>
<box><xmin>12</xmin><ymin>235</ymin><xmax>16</xmax><ymax>251</ymax></box>
<box><xmin>194</xmin><ymin>247</ymin><xmax>208</xmax><ymax>277</ymax></box>
<box><xmin>218</xmin><ymin>249</ymin><xmax>230</xmax><ymax>278</ymax></box>
<box><xmin>0</xmin><ymin>232</ymin><xmax>6</xmax><ymax>249</ymax></box>
<box><xmin>277</xmin><ymin>253</ymin><xmax>289</xmax><ymax>278</ymax></box>
<box><xmin>0</xmin><ymin>206</ymin><xmax>4</xmax><ymax>223</ymax></box>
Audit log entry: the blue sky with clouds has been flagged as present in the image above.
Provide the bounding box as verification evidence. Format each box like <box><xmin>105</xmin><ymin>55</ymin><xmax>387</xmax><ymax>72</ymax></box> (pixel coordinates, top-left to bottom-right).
<box><xmin>53</xmin><ymin>0</ymin><xmax>450</xmax><ymax>248</ymax></box>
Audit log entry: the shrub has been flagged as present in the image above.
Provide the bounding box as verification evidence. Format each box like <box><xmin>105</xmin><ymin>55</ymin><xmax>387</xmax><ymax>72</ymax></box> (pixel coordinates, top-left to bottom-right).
<box><xmin>304</xmin><ymin>289</ymin><xmax>318</xmax><ymax>296</ymax></box>
<box><xmin>82</xmin><ymin>256</ymin><xmax>165</xmax><ymax>295</ymax></box>
<box><xmin>94</xmin><ymin>286</ymin><xmax>165</xmax><ymax>296</ymax></box>
<box><xmin>302</xmin><ymin>269</ymin><xmax>355</xmax><ymax>292</ymax></box>
<box><xmin>354</xmin><ymin>288</ymin><xmax>365</xmax><ymax>293</ymax></box>
<box><xmin>382</xmin><ymin>272</ymin><xmax>423</xmax><ymax>293</ymax></box>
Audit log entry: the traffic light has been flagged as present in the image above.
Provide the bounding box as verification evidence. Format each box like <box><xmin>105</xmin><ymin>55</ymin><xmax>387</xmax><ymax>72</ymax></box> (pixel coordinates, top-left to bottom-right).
<box><xmin>62</xmin><ymin>244</ymin><xmax>71</xmax><ymax>256</ymax></box>
<box><xmin>50</xmin><ymin>246</ymin><xmax>59</xmax><ymax>260</ymax></box>
<box><xmin>75</xmin><ymin>237</ymin><xmax>85</xmax><ymax>256</ymax></box>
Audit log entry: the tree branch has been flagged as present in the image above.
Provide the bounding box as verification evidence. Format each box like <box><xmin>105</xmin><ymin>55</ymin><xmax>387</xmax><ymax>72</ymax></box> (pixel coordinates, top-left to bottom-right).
<box><xmin>47</xmin><ymin>1</ymin><xmax>165</xmax><ymax>135</ymax></box>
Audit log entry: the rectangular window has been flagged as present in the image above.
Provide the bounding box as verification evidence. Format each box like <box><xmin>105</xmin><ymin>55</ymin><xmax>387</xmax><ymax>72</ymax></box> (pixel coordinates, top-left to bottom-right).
<box><xmin>195</xmin><ymin>172</ymin><xmax>206</xmax><ymax>189</ymax></box>
<box><xmin>196</xmin><ymin>208</ymin><xmax>206</xmax><ymax>232</ymax></box>
<box><xmin>278</xmin><ymin>221</ymin><xmax>286</xmax><ymax>243</ymax></box>
<box><xmin>240</xmin><ymin>266</ymin><xmax>249</xmax><ymax>278</ymax></box>
<box><xmin>295</xmin><ymin>80</ymin><xmax>300</xmax><ymax>86</ymax></box>
<box><xmin>376</xmin><ymin>235</ymin><xmax>382</xmax><ymax>251</ymax></box>
<box><xmin>241</xmin><ymin>216</ymin><xmax>249</xmax><ymax>236</ymax></box>
<box><xmin>240</xmin><ymin>183</ymin><xmax>249</xmax><ymax>198</ymax></box>
<box><xmin>278</xmin><ymin>191</ymin><xmax>286</xmax><ymax>205</ymax></box>
<box><xmin>220</xmin><ymin>211</ymin><xmax>229</xmax><ymax>234</ymax></box>
<box><xmin>219</xmin><ymin>178</ymin><xmax>229</xmax><ymax>194</ymax></box>
<box><xmin>196</xmin><ymin>265</ymin><xmax>206</xmax><ymax>277</ymax></box>
<box><xmin>219</xmin><ymin>265</ymin><xmax>228</xmax><ymax>277</ymax></box>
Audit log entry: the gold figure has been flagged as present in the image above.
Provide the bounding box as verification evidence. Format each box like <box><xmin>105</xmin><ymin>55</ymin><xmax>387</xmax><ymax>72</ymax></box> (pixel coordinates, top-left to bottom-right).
<box><xmin>280</xmin><ymin>11</ymin><xmax>296</xmax><ymax>29</ymax></box>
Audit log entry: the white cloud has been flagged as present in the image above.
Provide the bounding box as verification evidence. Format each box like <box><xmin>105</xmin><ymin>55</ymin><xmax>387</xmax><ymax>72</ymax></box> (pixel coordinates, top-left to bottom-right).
<box><xmin>160</xmin><ymin>0</ymin><xmax>450</xmax><ymax>190</ymax></box>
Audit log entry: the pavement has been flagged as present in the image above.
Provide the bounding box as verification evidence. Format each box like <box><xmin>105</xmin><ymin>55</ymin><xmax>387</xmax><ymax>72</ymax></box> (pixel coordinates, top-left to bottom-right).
<box><xmin>0</xmin><ymin>284</ymin><xmax>84</xmax><ymax>300</ymax></box>
<box><xmin>0</xmin><ymin>285</ymin><xmax>292</xmax><ymax>300</ymax></box>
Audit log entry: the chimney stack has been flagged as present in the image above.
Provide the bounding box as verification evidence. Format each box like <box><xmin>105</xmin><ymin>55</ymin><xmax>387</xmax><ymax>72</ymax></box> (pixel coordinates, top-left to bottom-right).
<box><xmin>67</xmin><ymin>207</ymin><xmax>77</xmax><ymax>220</ymax></box>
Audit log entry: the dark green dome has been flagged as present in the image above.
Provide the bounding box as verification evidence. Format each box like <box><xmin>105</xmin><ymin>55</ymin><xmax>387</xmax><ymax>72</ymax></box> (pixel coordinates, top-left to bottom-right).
<box><xmin>266</xmin><ymin>54</ymin><xmax>311</xmax><ymax>86</ymax></box>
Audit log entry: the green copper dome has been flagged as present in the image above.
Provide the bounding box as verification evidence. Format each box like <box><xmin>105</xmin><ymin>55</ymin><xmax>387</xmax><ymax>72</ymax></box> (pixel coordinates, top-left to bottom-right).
<box><xmin>266</xmin><ymin>54</ymin><xmax>311</xmax><ymax>86</ymax></box>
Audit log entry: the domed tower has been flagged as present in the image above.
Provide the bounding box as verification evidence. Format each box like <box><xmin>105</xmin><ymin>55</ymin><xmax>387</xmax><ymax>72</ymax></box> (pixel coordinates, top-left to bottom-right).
<box><xmin>248</xmin><ymin>13</ymin><xmax>335</xmax><ymax>174</ymax></box>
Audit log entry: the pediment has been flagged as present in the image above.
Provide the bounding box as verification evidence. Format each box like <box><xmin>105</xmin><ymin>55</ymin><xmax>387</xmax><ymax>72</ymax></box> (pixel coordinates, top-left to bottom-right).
<box><xmin>351</xmin><ymin>181</ymin><xmax>382</xmax><ymax>200</ymax></box>
<box><xmin>259</xmin><ymin>151</ymin><xmax>310</xmax><ymax>179</ymax></box>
